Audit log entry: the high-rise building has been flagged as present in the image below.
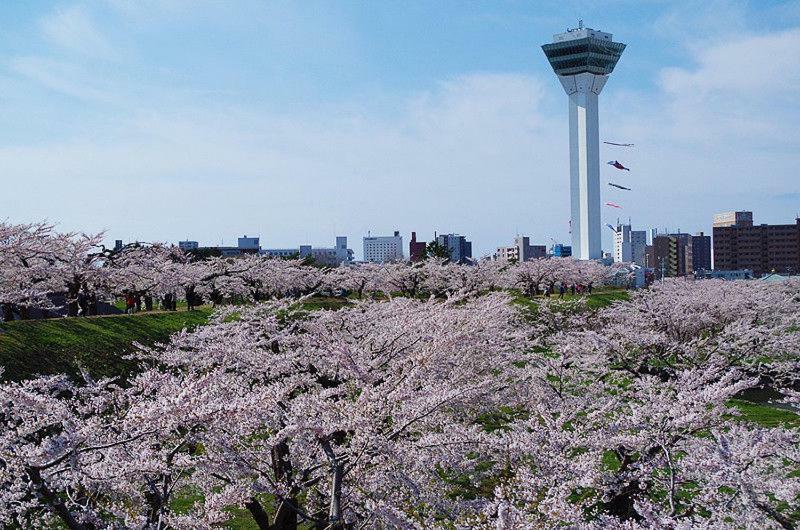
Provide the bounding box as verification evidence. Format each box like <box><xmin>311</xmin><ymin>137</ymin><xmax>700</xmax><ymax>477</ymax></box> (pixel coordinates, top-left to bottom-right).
<box><xmin>495</xmin><ymin>236</ymin><xmax>546</xmax><ymax>262</ymax></box>
<box><xmin>613</xmin><ymin>223</ymin><xmax>646</xmax><ymax>266</ymax></box>
<box><xmin>542</xmin><ymin>23</ymin><xmax>626</xmax><ymax>260</ymax></box>
<box><xmin>409</xmin><ymin>232</ymin><xmax>427</xmax><ymax>262</ymax></box>
<box><xmin>692</xmin><ymin>232</ymin><xmax>712</xmax><ymax>272</ymax></box>
<box><xmin>712</xmin><ymin>213</ymin><xmax>800</xmax><ymax>276</ymax></box>
<box><xmin>436</xmin><ymin>233</ymin><xmax>473</xmax><ymax>264</ymax></box>
<box><xmin>363</xmin><ymin>231</ymin><xmax>404</xmax><ymax>263</ymax></box>
<box><xmin>652</xmin><ymin>233</ymin><xmax>693</xmax><ymax>278</ymax></box>
<box><xmin>648</xmin><ymin>228</ymin><xmax>658</xmax><ymax>245</ymax></box>
<box><xmin>114</xmin><ymin>239</ymin><xmax>124</xmax><ymax>252</ymax></box>
<box><xmin>334</xmin><ymin>236</ymin><xmax>352</xmax><ymax>264</ymax></box>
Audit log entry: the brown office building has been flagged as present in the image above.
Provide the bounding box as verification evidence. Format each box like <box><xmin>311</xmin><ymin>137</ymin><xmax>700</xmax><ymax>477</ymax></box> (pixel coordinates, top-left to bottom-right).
<box><xmin>712</xmin><ymin>211</ymin><xmax>800</xmax><ymax>276</ymax></box>
<box><xmin>409</xmin><ymin>232</ymin><xmax>427</xmax><ymax>262</ymax></box>
<box><xmin>652</xmin><ymin>233</ymin><xmax>693</xmax><ymax>278</ymax></box>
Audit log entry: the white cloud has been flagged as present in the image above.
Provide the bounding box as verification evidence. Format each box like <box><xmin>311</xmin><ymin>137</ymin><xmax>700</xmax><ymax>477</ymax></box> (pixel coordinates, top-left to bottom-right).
<box><xmin>0</xmin><ymin>72</ymin><xmax>566</xmax><ymax>255</ymax></box>
<box><xmin>40</xmin><ymin>5</ymin><xmax>115</xmax><ymax>59</ymax></box>
<box><xmin>601</xmin><ymin>25</ymin><xmax>800</xmax><ymax>235</ymax></box>
<box><xmin>660</xmin><ymin>28</ymin><xmax>800</xmax><ymax>98</ymax></box>
<box><xmin>10</xmin><ymin>56</ymin><xmax>115</xmax><ymax>103</ymax></box>
<box><xmin>4</xmin><ymin>3</ymin><xmax>800</xmax><ymax>256</ymax></box>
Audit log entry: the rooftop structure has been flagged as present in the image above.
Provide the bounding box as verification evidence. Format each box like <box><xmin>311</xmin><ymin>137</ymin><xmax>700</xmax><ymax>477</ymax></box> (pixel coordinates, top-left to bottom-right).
<box><xmin>713</xmin><ymin>211</ymin><xmax>753</xmax><ymax>228</ymax></box>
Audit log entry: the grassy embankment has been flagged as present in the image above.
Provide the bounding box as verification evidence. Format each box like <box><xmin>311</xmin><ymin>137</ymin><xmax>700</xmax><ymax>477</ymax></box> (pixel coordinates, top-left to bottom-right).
<box><xmin>0</xmin><ymin>308</ymin><xmax>212</xmax><ymax>381</ymax></box>
<box><xmin>0</xmin><ymin>296</ymin><xmax>353</xmax><ymax>382</ymax></box>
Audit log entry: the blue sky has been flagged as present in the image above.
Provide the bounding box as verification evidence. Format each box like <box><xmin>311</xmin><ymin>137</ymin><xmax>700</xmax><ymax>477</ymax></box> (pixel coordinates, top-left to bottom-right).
<box><xmin>2</xmin><ymin>0</ymin><xmax>800</xmax><ymax>258</ymax></box>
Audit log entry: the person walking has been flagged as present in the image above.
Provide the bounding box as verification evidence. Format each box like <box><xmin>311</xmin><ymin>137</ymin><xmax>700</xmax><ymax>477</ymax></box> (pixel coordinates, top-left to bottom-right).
<box><xmin>559</xmin><ymin>283</ymin><xmax>566</xmax><ymax>299</ymax></box>
<box><xmin>588</xmin><ymin>281</ymin><xmax>594</xmax><ymax>294</ymax></box>
<box><xmin>125</xmin><ymin>292</ymin><xmax>136</xmax><ymax>314</ymax></box>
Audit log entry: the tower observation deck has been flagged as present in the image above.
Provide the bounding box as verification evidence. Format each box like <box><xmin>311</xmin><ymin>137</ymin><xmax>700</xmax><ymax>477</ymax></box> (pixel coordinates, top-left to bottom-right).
<box><xmin>542</xmin><ymin>25</ymin><xmax>625</xmax><ymax>260</ymax></box>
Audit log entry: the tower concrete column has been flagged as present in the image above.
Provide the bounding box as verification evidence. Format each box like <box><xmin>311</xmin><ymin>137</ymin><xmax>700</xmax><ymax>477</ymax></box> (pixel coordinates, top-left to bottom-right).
<box><xmin>542</xmin><ymin>26</ymin><xmax>625</xmax><ymax>260</ymax></box>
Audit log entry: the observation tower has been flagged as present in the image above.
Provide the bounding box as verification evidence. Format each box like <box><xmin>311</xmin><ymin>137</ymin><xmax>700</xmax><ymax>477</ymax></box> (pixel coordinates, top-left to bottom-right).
<box><xmin>542</xmin><ymin>22</ymin><xmax>625</xmax><ymax>260</ymax></box>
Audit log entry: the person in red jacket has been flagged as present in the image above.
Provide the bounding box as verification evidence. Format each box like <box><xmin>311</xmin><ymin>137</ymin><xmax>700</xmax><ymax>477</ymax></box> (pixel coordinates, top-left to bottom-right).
<box><xmin>125</xmin><ymin>292</ymin><xmax>136</xmax><ymax>314</ymax></box>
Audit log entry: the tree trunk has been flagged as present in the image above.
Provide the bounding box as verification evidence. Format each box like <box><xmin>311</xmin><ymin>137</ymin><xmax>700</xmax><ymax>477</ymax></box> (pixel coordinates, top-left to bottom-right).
<box><xmin>67</xmin><ymin>280</ymin><xmax>80</xmax><ymax>317</ymax></box>
<box><xmin>245</xmin><ymin>498</ymin><xmax>272</xmax><ymax>529</ymax></box>
<box><xmin>271</xmin><ymin>441</ymin><xmax>297</xmax><ymax>530</ymax></box>
<box><xmin>2</xmin><ymin>303</ymin><xmax>14</xmax><ymax>321</ymax></box>
<box><xmin>27</xmin><ymin>467</ymin><xmax>87</xmax><ymax>530</ymax></box>
<box><xmin>320</xmin><ymin>439</ymin><xmax>344</xmax><ymax>530</ymax></box>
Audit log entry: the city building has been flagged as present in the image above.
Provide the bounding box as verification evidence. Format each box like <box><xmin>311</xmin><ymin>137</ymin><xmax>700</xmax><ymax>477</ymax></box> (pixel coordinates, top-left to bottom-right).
<box><xmin>409</xmin><ymin>232</ymin><xmax>427</xmax><ymax>262</ymax></box>
<box><xmin>552</xmin><ymin>244</ymin><xmax>572</xmax><ymax>258</ymax></box>
<box><xmin>542</xmin><ymin>23</ymin><xmax>626</xmax><ymax>260</ymax></box>
<box><xmin>652</xmin><ymin>233</ymin><xmax>693</xmax><ymax>278</ymax></box>
<box><xmin>436</xmin><ymin>233</ymin><xmax>473</xmax><ymax>264</ymax></box>
<box><xmin>695</xmin><ymin>269</ymin><xmax>753</xmax><ymax>281</ymax></box>
<box><xmin>495</xmin><ymin>236</ymin><xmax>546</xmax><ymax>262</ymax></box>
<box><xmin>114</xmin><ymin>239</ymin><xmax>124</xmax><ymax>252</ymax></box>
<box><xmin>263</xmin><ymin>248</ymin><xmax>298</xmax><ymax>259</ymax></box>
<box><xmin>298</xmin><ymin>237</ymin><xmax>353</xmax><ymax>266</ymax></box>
<box><xmin>494</xmin><ymin>246</ymin><xmax>516</xmax><ymax>262</ymax></box>
<box><xmin>363</xmin><ymin>231</ymin><xmax>404</xmax><ymax>263</ymax></box>
<box><xmin>238</xmin><ymin>236</ymin><xmax>260</xmax><ymax>254</ymax></box>
<box><xmin>712</xmin><ymin>212</ymin><xmax>800</xmax><ymax>276</ymax></box>
<box><xmin>219</xmin><ymin>247</ymin><xmax>242</xmax><ymax>256</ymax></box>
<box><xmin>613</xmin><ymin>223</ymin><xmax>646</xmax><ymax>266</ymax></box>
<box><xmin>713</xmin><ymin>211</ymin><xmax>753</xmax><ymax>228</ymax></box>
<box><xmin>263</xmin><ymin>236</ymin><xmax>353</xmax><ymax>266</ymax></box>
<box><xmin>692</xmin><ymin>232</ymin><xmax>712</xmax><ymax>272</ymax></box>
<box><xmin>648</xmin><ymin>228</ymin><xmax>658</xmax><ymax>245</ymax></box>
<box><xmin>178</xmin><ymin>240</ymin><xmax>199</xmax><ymax>251</ymax></box>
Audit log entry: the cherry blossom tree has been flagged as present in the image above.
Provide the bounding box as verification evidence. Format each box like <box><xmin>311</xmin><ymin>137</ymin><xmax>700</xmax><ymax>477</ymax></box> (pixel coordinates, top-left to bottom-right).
<box><xmin>137</xmin><ymin>293</ymin><xmax>531</xmax><ymax>528</ymax></box>
<box><xmin>0</xmin><ymin>222</ymin><xmax>107</xmax><ymax>319</ymax></box>
<box><xmin>3</xmin><ymin>221</ymin><xmax>800</xmax><ymax>529</ymax></box>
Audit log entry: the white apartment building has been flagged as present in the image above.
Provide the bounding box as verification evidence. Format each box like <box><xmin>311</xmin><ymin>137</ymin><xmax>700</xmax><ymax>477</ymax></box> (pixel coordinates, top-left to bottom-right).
<box><xmin>495</xmin><ymin>236</ymin><xmax>546</xmax><ymax>262</ymax></box>
<box><xmin>363</xmin><ymin>231</ymin><xmax>404</xmax><ymax>263</ymax></box>
<box><xmin>613</xmin><ymin>224</ymin><xmax>646</xmax><ymax>266</ymax></box>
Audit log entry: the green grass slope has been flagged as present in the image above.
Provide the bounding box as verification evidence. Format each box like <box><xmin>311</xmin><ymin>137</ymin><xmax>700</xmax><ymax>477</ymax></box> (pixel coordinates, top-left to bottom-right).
<box><xmin>0</xmin><ymin>309</ymin><xmax>212</xmax><ymax>382</ymax></box>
